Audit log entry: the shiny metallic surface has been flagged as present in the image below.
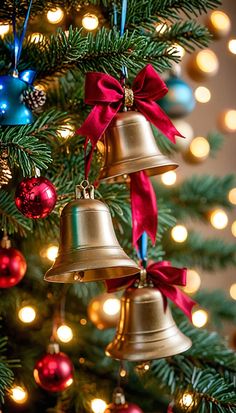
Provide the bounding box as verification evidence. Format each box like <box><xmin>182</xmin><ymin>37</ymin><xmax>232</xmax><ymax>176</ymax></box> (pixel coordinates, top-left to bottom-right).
<box><xmin>99</xmin><ymin>111</ymin><xmax>178</xmax><ymax>182</ymax></box>
<box><xmin>106</xmin><ymin>287</ymin><xmax>192</xmax><ymax>361</ymax></box>
<box><xmin>45</xmin><ymin>198</ymin><xmax>139</xmax><ymax>283</ymax></box>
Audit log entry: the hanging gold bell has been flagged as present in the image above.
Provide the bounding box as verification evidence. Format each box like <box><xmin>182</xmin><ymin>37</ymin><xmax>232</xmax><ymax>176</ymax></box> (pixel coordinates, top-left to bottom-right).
<box><xmin>106</xmin><ymin>285</ymin><xmax>192</xmax><ymax>362</ymax></box>
<box><xmin>44</xmin><ymin>181</ymin><xmax>139</xmax><ymax>283</ymax></box>
<box><xmin>99</xmin><ymin>111</ymin><xmax>178</xmax><ymax>182</ymax></box>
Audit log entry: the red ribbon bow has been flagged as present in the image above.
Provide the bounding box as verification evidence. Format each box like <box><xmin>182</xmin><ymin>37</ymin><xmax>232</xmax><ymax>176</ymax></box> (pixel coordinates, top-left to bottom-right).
<box><xmin>105</xmin><ymin>261</ymin><xmax>196</xmax><ymax>321</ymax></box>
<box><xmin>77</xmin><ymin>64</ymin><xmax>182</xmax><ymax>146</ymax></box>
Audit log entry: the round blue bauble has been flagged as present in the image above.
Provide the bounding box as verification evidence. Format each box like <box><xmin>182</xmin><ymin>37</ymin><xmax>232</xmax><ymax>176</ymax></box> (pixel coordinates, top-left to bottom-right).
<box><xmin>159</xmin><ymin>76</ymin><xmax>195</xmax><ymax>119</ymax></box>
<box><xmin>0</xmin><ymin>75</ymin><xmax>34</xmax><ymax>125</ymax></box>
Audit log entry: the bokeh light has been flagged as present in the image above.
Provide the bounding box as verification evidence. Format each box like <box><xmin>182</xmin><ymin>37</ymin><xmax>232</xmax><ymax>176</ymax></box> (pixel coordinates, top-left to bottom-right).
<box><xmin>46</xmin><ymin>245</ymin><xmax>58</xmax><ymax>261</ymax></box>
<box><xmin>223</xmin><ymin>110</ymin><xmax>236</xmax><ymax>132</ymax></box>
<box><xmin>47</xmin><ymin>8</ymin><xmax>64</xmax><ymax>24</ymax></box>
<box><xmin>189</xmin><ymin>137</ymin><xmax>210</xmax><ymax>159</ymax></box>
<box><xmin>196</xmin><ymin>49</ymin><xmax>219</xmax><ymax>74</ymax></box>
<box><xmin>228</xmin><ymin>188</ymin><xmax>236</xmax><ymax>205</ymax></box>
<box><xmin>171</xmin><ymin>225</ymin><xmax>188</xmax><ymax>243</ymax></box>
<box><xmin>103</xmin><ymin>298</ymin><xmax>120</xmax><ymax>316</ymax></box>
<box><xmin>0</xmin><ymin>23</ymin><xmax>10</xmax><ymax>37</ymax></box>
<box><xmin>210</xmin><ymin>209</ymin><xmax>228</xmax><ymax>230</ymax></box>
<box><xmin>161</xmin><ymin>171</ymin><xmax>177</xmax><ymax>186</ymax></box>
<box><xmin>229</xmin><ymin>283</ymin><xmax>236</xmax><ymax>300</ymax></box>
<box><xmin>30</xmin><ymin>33</ymin><xmax>44</xmax><ymax>43</ymax></box>
<box><xmin>209</xmin><ymin>11</ymin><xmax>231</xmax><ymax>37</ymax></box>
<box><xmin>231</xmin><ymin>221</ymin><xmax>236</xmax><ymax>237</ymax></box>
<box><xmin>155</xmin><ymin>23</ymin><xmax>168</xmax><ymax>34</ymax></box>
<box><xmin>10</xmin><ymin>386</ymin><xmax>28</xmax><ymax>404</ymax></box>
<box><xmin>91</xmin><ymin>398</ymin><xmax>107</xmax><ymax>413</ymax></box>
<box><xmin>57</xmin><ymin>125</ymin><xmax>75</xmax><ymax>139</ymax></box>
<box><xmin>57</xmin><ymin>325</ymin><xmax>73</xmax><ymax>343</ymax></box>
<box><xmin>183</xmin><ymin>269</ymin><xmax>201</xmax><ymax>294</ymax></box>
<box><xmin>18</xmin><ymin>306</ymin><xmax>36</xmax><ymax>324</ymax></box>
<box><xmin>82</xmin><ymin>13</ymin><xmax>99</xmax><ymax>31</ymax></box>
<box><xmin>194</xmin><ymin>86</ymin><xmax>211</xmax><ymax>103</ymax></box>
<box><xmin>192</xmin><ymin>309</ymin><xmax>208</xmax><ymax>328</ymax></box>
<box><xmin>228</xmin><ymin>39</ymin><xmax>236</xmax><ymax>55</ymax></box>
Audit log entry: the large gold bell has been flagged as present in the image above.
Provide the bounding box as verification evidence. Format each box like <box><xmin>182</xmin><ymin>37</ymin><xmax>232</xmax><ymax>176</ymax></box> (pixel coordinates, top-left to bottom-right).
<box><xmin>45</xmin><ymin>182</ymin><xmax>139</xmax><ymax>283</ymax></box>
<box><xmin>99</xmin><ymin>111</ymin><xmax>178</xmax><ymax>182</ymax></box>
<box><xmin>106</xmin><ymin>286</ymin><xmax>192</xmax><ymax>361</ymax></box>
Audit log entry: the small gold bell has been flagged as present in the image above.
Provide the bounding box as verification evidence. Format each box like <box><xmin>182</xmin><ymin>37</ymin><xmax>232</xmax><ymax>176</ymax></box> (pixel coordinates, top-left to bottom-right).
<box><xmin>45</xmin><ymin>181</ymin><xmax>139</xmax><ymax>283</ymax></box>
<box><xmin>99</xmin><ymin>111</ymin><xmax>178</xmax><ymax>182</ymax></box>
<box><xmin>106</xmin><ymin>284</ymin><xmax>192</xmax><ymax>362</ymax></box>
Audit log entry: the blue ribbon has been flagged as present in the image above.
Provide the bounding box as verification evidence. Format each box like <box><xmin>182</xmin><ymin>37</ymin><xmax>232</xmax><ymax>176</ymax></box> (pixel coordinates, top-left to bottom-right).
<box><xmin>120</xmin><ymin>0</ymin><xmax>128</xmax><ymax>78</ymax></box>
<box><xmin>137</xmin><ymin>232</ymin><xmax>148</xmax><ymax>268</ymax></box>
<box><xmin>13</xmin><ymin>0</ymin><xmax>33</xmax><ymax>71</ymax></box>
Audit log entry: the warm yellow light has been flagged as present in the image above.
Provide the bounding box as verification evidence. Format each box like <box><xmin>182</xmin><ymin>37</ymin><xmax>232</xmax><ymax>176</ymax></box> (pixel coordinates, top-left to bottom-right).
<box><xmin>161</xmin><ymin>171</ymin><xmax>177</xmax><ymax>186</ymax></box>
<box><xmin>228</xmin><ymin>188</ymin><xmax>236</xmax><ymax>205</ymax></box>
<box><xmin>57</xmin><ymin>325</ymin><xmax>73</xmax><ymax>343</ymax></box>
<box><xmin>120</xmin><ymin>368</ymin><xmax>127</xmax><ymax>377</ymax></box>
<box><xmin>46</xmin><ymin>245</ymin><xmax>58</xmax><ymax>261</ymax></box>
<box><xmin>189</xmin><ymin>137</ymin><xmax>210</xmax><ymax>159</ymax></box>
<box><xmin>174</xmin><ymin>43</ymin><xmax>185</xmax><ymax>59</ymax></box>
<box><xmin>229</xmin><ymin>283</ymin><xmax>236</xmax><ymax>300</ymax></box>
<box><xmin>30</xmin><ymin>32</ymin><xmax>44</xmax><ymax>43</ymax></box>
<box><xmin>223</xmin><ymin>110</ymin><xmax>236</xmax><ymax>131</ymax></box>
<box><xmin>171</xmin><ymin>225</ymin><xmax>188</xmax><ymax>243</ymax></box>
<box><xmin>82</xmin><ymin>13</ymin><xmax>99</xmax><ymax>31</ymax></box>
<box><xmin>47</xmin><ymin>8</ymin><xmax>64</xmax><ymax>24</ymax></box>
<box><xmin>57</xmin><ymin>125</ymin><xmax>75</xmax><ymax>139</ymax></box>
<box><xmin>155</xmin><ymin>23</ymin><xmax>168</xmax><ymax>34</ymax></box>
<box><xmin>210</xmin><ymin>11</ymin><xmax>231</xmax><ymax>33</ymax></box>
<box><xmin>80</xmin><ymin>318</ymin><xmax>87</xmax><ymax>326</ymax></box>
<box><xmin>18</xmin><ymin>306</ymin><xmax>36</xmax><ymax>323</ymax></box>
<box><xmin>79</xmin><ymin>357</ymin><xmax>85</xmax><ymax>364</ymax></box>
<box><xmin>0</xmin><ymin>23</ymin><xmax>10</xmax><ymax>37</ymax></box>
<box><xmin>228</xmin><ymin>39</ymin><xmax>236</xmax><ymax>55</ymax></box>
<box><xmin>91</xmin><ymin>398</ymin><xmax>107</xmax><ymax>413</ymax></box>
<box><xmin>210</xmin><ymin>209</ymin><xmax>228</xmax><ymax>230</ymax></box>
<box><xmin>231</xmin><ymin>221</ymin><xmax>236</xmax><ymax>237</ymax></box>
<box><xmin>181</xmin><ymin>393</ymin><xmax>194</xmax><ymax>407</ymax></box>
<box><xmin>194</xmin><ymin>86</ymin><xmax>211</xmax><ymax>103</ymax></box>
<box><xmin>183</xmin><ymin>269</ymin><xmax>201</xmax><ymax>294</ymax></box>
<box><xmin>10</xmin><ymin>386</ymin><xmax>28</xmax><ymax>404</ymax></box>
<box><xmin>34</xmin><ymin>83</ymin><xmax>46</xmax><ymax>92</ymax></box>
<box><xmin>103</xmin><ymin>298</ymin><xmax>120</xmax><ymax>316</ymax></box>
<box><xmin>192</xmin><ymin>309</ymin><xmax>208</xmax><ymax>328</ymax></box>
<box><xmin>196</xmin><ymin>49</ymin><xmax>219</xmax><ymax>74</ymax></box>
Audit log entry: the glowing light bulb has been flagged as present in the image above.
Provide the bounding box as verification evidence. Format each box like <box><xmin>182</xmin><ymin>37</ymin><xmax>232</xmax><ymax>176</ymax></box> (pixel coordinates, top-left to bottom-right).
<box><xmin>57</xmin><ymin>125</ymin><xmax>75</xmax><ymax>139</ymax></box>
<box><xmin>229</xmin><ymin>283</ymin><xmax>236</xmax><ymax>300</ymax></box>
<box><xmin>209</xmin><ymin>11</ymin><xmax>231</xmax><ymax>37</ymax></box>
<box><xmin>91</xmin><ymin>398</ymin><xmax>107</xmax><ymax>413</ymax></box>
<box><xmin>228</xmin><ymin>188</ymin><xmax>236</xmax><ymax>205</ymax></box>
<box><xmin>194</xmin><ymin>86</ymin><xmax>211</xmax><ymax>103</ymax></box>
<box><xmin>228</xmin><ymin>39</ymin><xmax>236</xmax><ymax>55</ymax></box>
<box><xmin>30</xmin><ymin>32</ymin><xmax>44</xmax><ymax>43</ymax></box>
<box><xmin>181</xmin><ymin>392</ymin><xmax>194</xmax><ymax>408</ymax></box>
<box><xmin>231</xmin><ymin>221</ymin><xmax>236</xmax><ymax>237</ymax></box>
<box><xmin>155</xmin><ymin>23</ymin><xmax>168</xmax><ymax>34</ymax></box>
<box><xmin>171</xmin><ymin>225</ymin><xmax>188</xmax><ymax>243</ymax></box>
<box><xmin>223</xmin><ymin>110</ymin><xmax>236</xmax><ymax>132</ymax></box>
<box><xmin>210</xmin><ymin>209</ymin><xmax>228</xmax><ymax>230</ymax></box>
<box><xmin>161</xmin><ymin>171</ymin><xmax>177</xmax><ymax>186</ymax></box>
<box><xmin>173</xmin><ymin>43</ymin><xmax>185</xmax><ymax>59</ymax></box>
<box><xmin>196</xmin><ymin>49</ymin><xmax>219</xmax><ymax>74</ymax></box>
<box><xmin>10</xmin><ymin>386</ymin><xmax>28</xmax><ymax>404</ymax></box>
<box><xmin>47</xmin><ymin>8</ymin><xmax>64</xmax><ymax>24</ymax></box>
<box><xmin>192</xmin><ymin>309</ymin><xmax>208</xmax><ymax>328</ymax></box>
<box><xmin>120</xmin><ymin>368</ymin><xmax>127</xmax><ymax>377</ymax></box>
<box><xmin>46</xmin><ymin>245</ymin><xmax>58</xmax><ymax>261</ymax></box>
<box><xmin>103</xmin><ymin>298</ymin><xmax>120</xmax><ymax>316</ymax></box>
<box><xmin>189</xmin><ymin>137</ymin><xmax>210</xmax><ymax>159</ymax></box>
<box><xmin>18</xmin><ymin>306</ymin><xmax>36</xmax><ymax>323</ymax></box>
<box><xmin>183</xmin><ymin>269</ymin><xmax>201</xmax><ymax>294</ymax></box>
<box><xmin>80</xmin><ymin>318</ymin><xmax>87</xmax><ymax>325</ymax></box>
<box><xmin>57</xmin><ymin>325</ymin><xmax>73</xmax><ymax>343</ymax></box>
<box><xmin>82</xmin><ymin>13</ymin><xmax>99</xmax><ymax>31</ymax></box>
<box><xmin>0</xmin><ymin>23</ymin><xmax>10</xmax><ymax>37</ymax></box>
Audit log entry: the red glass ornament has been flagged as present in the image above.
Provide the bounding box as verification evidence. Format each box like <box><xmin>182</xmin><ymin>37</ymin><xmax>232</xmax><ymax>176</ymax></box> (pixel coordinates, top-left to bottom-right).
<box><xmin>105</xmin><ymin>402</ymin><xmax>143</xmax><ymax>413</ymax></box>
<box><xmin>15</xmin><ymin>177</ymin><xmax>57</xmax><ymax>219</ymax></box>
<box><xmin>0</xmin><ymin>247</ymin><xmax>27</xmax><ymax>288</ymax></box>
<box><xmin>34</xmin><ymin>349</ymin><xmax>74</xmax><ymax>392</ymax></box>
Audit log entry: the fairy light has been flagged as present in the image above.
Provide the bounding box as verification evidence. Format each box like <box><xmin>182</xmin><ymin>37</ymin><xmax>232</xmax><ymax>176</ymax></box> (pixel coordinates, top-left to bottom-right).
<box><xmin>173</xmin><ymin>43</ymin><xmax>185</xmax><ymax>59</ymax></box>
<box><xmin>155</xmin><ymin>23</ymin><xmax>168</xmax><ymax>34</ymax></box>
<box><xmin>103</xmin><ymin>298</ymin><xmax>120</xmax><ymax>316</ymax></box>
<box><xmin>229</xmin><ymin>283</ymin><xmax>236</xmax><ymax>300</ymax></box>
<box><xmin>18</xmin><ymin>306</ymin><xmax>36</xmax><ymax>324</ymax></box>
<box><xmin>196</xmin><ymin>49</ymin><xmax>219</xmax><ymax>74</ymax></box>
<box><xmin>189</xmin><ymin>137</ymin><xmax>210</xmax><ymax>160</ymax></box>
<box><xmin>181</xmin><ymin>392</ymin><xmax>194</xmax><ymax>407</ymax></box>
<box><xmin>228</xmin><ymin>188</ymin><xmax>236</xmax><ymax>205</ymax></box>
<box><xmin>57</xmin><ymin>125</ymin><xmax>75</xmax><ymax>139</ymax></box>
<box><xmin>82</xmin><ymin>13</ymin><xmax>99</xmax><ymax>31</ymax></box>
<box><xmin>194</xmin><ymin>86</ymin><xmax>211</xmax><ymax>103</ymax></box>
<box><xmin>30</xmin><ymin>33</ymin><xmax>44</xmax><ymax>43</ymax></box>
<box><xmin>209</xmin><ymin>11</ymin><xmax>231</xmax><ymax>36</ymax></box>
<box><xmin>57</xmin><ymin>325</ymin><xmax>73</xmax><ymax>343</ymax></box>
<box><xmin>10</xmin><ymin>386</ymin><xmax>28</xmax><ymax>404</ymax></box>
<box><xmin>120</xmin><ymin>368</ymin><xmax>127</xmax><ymax>377</ymax></box>
<box><xmin>91</xmin><ymin>399</ymin><xmax>107</xmax><ymax>413</ymax></box>
<box><xmin>161</xmin><ymin>171</ymin><xmax>177</xmax><ymax>186</ymax></box>
<box><xmin>183</xmin><ymin>269</ymin><xmax>201</xmax><ymax>294</ymax></box>
<box><xmin>79</xmin><ymin>357</ymin><xmax>85</xmax><ymax>364</ymax></box>
<box><xmin>222</xmin><ymin>110</ymin><xmax>236</xmax><ymax>132</ymax></box>
<box><xmin>47</xmin><ymin>8</ymin><xmax>64</xmax><ymax>24</ymax></box>
<box><xmin>228</xmin><ymin>39</ymin><xmax>236</xmax><ymax>55</ymax></box>
<box><xmin>231</xmin><ymin>221</ymin><xmax>236</xmax><ymax>237</ymax></box>
<box><xmin>171</xmin><ymin>225</ymin><xmax>188</xmax><ymax>243</ymax></box>
<box><xmin>210</xmin><ymin>209</ymin><xmax>228</xmax><ymax>230</ymax></box>
<box><xmin>80</xmin><ymin>318</ymin><xmax>87</xmax><ymax>326</ymax></box>
<box><xmin>46</xmin><ymin>245</ymin><xmax>58</xmax><ymax>261</ymax></box>
<box><xmin>192</xmin><ymin>309</ymin><xmax>208</xmax><ymax>328</ymax></box>
<box><xmin>0</xmin><ymin>23</ymin><xmax>10</xmax><ymax>37</ymax></box>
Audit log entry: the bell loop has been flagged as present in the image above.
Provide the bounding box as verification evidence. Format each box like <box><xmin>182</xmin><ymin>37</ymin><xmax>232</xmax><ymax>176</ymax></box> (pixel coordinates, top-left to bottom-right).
<box><xmin>75</xmin><ymin>180</ymin><xmax>95</xmax><ymax>200</ymax></box>
<box><xmin>1</xmin><ymin>234</ymin><xmax>11</xmax><ymax>249</ymax></box>
<box><xmin>124</xmin><ymin>86</ymin><xmax>134</xmax><ymax>108</ymax></box>
<box><xmin>113</xmin><ymin>387</ymin><xmax>126</xmax><ymax>405</ymax></box>
<box><xmin>138</xmin><ymin>269</ymin><xmax>147</xmax><ymax>288</ymax></box>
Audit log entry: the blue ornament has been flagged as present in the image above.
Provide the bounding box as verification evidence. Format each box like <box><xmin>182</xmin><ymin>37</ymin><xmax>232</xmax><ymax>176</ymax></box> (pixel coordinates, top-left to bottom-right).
<box><xmin>159</xmin><ymin>76</ymin><xmax>195</xmax><ymax>119</ymax></box>
<box><xmin>0</xmin><ymin>70</ymin><xmax>37</xmax><ymax>126</ymax></box>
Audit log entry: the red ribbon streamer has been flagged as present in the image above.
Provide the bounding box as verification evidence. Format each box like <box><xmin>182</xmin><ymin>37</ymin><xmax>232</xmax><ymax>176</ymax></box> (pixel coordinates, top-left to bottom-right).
<box><xmin>105</xmin><ymin>261</ymin><xmax>196</xmax><ymax>321</ymax></box>
<box><xmin>130</xmin><ymin>171</ymin><xmax>157</xmax><ymax>247</ymax></box>
<box><xmin>77</xmin><ymin>64</ymin><xmax>182</xmax><ymax>146</ymax></box>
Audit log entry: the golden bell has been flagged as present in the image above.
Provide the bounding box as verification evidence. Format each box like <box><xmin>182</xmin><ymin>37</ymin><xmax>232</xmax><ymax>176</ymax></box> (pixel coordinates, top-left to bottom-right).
<box><xmin>99</xmin><ymin>111</ymin><xmax>178</xmax><ymax>182</ymax></box>
<box><xmin>45</xmin><ymin>181</ymin><xmax>139</xmax><ymax>283</ymax></box>
<box><xmin>106</xmin><ymin>286</ymin><xmax>192</xmax><ymax>361</ymax></box>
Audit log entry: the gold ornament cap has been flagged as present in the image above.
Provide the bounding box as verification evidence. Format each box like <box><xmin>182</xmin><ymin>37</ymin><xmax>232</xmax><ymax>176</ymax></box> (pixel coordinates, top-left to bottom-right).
<box><xmin>113</xmin><ymin>388</ymin><xmax>126</xmax><ymax>405</ymax></box>
<box><xmin>47</xmin><ymin>342</ymin><xmax>60</xmax><ymax>354</ymax></box>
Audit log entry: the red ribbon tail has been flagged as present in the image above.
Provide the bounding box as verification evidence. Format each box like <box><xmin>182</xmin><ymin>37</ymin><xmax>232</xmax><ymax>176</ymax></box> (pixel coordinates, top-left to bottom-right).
<box><xmin>105</xmin><ymin>275</ymin><xmax>137</xmax><ymax>293</ymax></box>
<box><xmin>156</xmin><ymin>283</ymin><xmax>196</xmax><ymax>321</ymax></box>
<box><xmin>84</xmin><ymin>138</ymin><xmax>95</xmax><ymax>179</ymax></box>
<box><xmin>130</xmin><ymin>171</ymin><xmax>157</xmax><ymax>249</ymax></box>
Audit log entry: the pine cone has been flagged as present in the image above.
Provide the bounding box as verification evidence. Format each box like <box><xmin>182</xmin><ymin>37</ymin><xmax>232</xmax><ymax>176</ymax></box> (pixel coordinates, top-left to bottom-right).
<box><xmin>23</xmin><ymin>88</ymin><xmax>46</xmax><ymax>110</ymax></box>
<box><xmin>0</xmin><ymin>150</ymin><xmax>12</xmax><ymax>188</ymax></box>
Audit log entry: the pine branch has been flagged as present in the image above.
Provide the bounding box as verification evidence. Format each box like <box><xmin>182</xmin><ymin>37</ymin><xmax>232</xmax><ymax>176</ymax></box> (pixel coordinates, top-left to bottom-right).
<box><xmin>196</xmin><ymin>290</ymin><xmax>236</xmax><ymax>327</ymax></box>
<box><xmin>0</xmin><ymin>191</ymin><xmax>32</xmax><ymax>236</ymax></box>
<box><xmin>0</xmin><ymin>332</ymin><xmax>14</xmax><ymax>402</ymax></box>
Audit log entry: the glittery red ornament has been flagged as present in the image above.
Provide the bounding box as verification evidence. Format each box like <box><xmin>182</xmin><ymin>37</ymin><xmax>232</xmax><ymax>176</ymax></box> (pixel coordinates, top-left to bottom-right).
<box><xmin>105</xmin><ymin>388</ymin><xmax>143</xmax><ymax>413</ymax></box>
<box><xmin>15</xmin><ymin>177</ymin><xmax>57</xmax><ymax>219</ymax></box>
<box><xmin>0</xmin><ymin>237</ymin><xmax>27</xmax><ymax>288</ymax></box>
<box><xmin>33</xmin><ymin>344</ymin><xmax>74</xmax><ymax>392</ymax></box>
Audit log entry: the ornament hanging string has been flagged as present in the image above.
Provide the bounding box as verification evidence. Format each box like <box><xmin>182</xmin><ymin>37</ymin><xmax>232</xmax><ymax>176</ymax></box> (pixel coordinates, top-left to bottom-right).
<box><xmin>12</xmin><ymin>0</ymin><xmax>33</xmax><ymax>73</ymax></box>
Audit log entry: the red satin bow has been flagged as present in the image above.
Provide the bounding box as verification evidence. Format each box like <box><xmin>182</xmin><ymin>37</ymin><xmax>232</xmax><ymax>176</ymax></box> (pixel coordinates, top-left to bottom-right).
<box><xmin>105</xmin><ymin>261</ymin><xmax>196</xmax><ymax>321</ymax></box>
<box><xmin>77</xmin><ymin>64</ymin><xmax>182</xmax><ymax>145</ymax></box>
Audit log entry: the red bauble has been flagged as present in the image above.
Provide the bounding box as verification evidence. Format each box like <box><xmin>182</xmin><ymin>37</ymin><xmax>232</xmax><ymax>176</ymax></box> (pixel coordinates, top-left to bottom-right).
<box><xmin>34</xmin><ymin>346</ymin><xmax>74</xmax><ymax>392</ymax></box>
<box><xmin>0</xmin><ymin>246</ymin><xmax>27</xmax><ymax>288</ymax></box>
<box><xmin>15</xmin><ymin>177</ymin><xmax>57</xmax><ymax>219</ymax></box>
<box><xmin>105</xmin><ymin>402</ymin><xmax>143</xmax><ymax>413</ymax></box>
